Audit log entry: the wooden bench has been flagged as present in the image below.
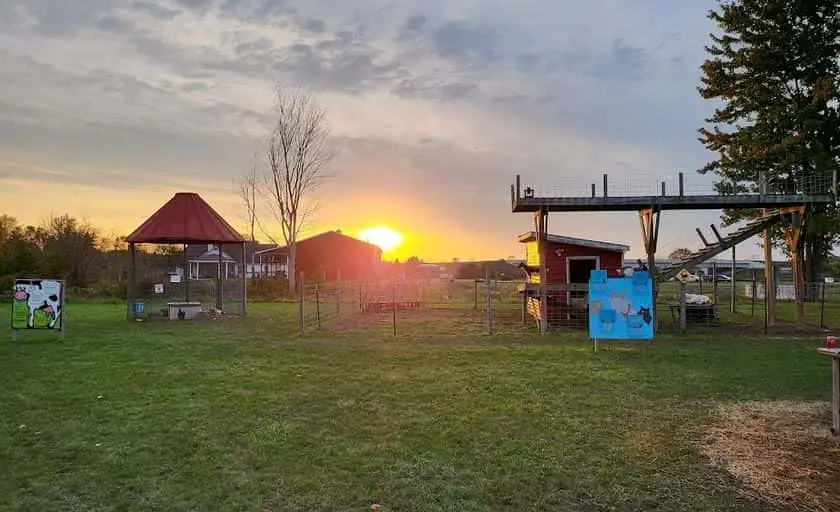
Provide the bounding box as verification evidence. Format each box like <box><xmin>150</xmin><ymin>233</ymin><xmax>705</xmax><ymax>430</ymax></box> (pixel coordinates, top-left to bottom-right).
<box><xmin>817</xmin><ymin>348</ymin><xmax>840</xmax><ymax>435</ymax></box>
<box><xmin>669</xmin><ymin>303</ymin><xmax>718</xmax><ymax>325</ymax></box>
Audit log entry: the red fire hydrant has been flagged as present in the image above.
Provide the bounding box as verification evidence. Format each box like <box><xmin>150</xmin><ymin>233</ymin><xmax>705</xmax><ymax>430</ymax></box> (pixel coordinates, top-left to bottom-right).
<box><xmin>826</xmin><ymin>335</ymin><xmax>837</xmax><ymax>349</ymax></box>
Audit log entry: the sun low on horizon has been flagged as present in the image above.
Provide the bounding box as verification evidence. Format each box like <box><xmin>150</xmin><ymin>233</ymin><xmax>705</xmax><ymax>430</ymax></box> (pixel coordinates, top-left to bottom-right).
<box><xmin>356</xmin><ymin>226</ymin><xmax>404</xmax><ymax>255</ymax></box>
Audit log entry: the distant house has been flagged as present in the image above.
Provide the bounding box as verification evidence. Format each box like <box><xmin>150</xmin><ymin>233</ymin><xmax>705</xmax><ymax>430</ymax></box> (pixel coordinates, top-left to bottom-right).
<box><xmin>183</xmin><ymin>241</ymin><xmax>286</xmax><ymax>280</ymax></box>
<box><xmin>260</xmin><ymin>230</ymin><xmax>382</xmax><ymax>281</ymax></box>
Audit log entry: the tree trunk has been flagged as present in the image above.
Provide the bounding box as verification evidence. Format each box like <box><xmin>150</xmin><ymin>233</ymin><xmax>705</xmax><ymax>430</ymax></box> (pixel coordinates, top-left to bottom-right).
<box><xmin>287</xmin><ymin>242</ymin><xmax>297</xmax><ymax>292</ymax></box>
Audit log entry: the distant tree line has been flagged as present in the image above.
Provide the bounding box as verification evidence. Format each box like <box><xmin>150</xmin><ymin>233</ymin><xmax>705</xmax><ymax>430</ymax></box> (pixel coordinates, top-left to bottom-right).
<box><xmin>0</xmin><ymin>213</ymin><xmax>182</xmax><ymax>298</ymax></box>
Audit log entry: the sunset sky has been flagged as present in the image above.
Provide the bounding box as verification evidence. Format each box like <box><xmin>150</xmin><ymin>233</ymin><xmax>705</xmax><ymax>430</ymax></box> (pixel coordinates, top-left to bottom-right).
<box><xmin>0</xmin><ymin>0</ymin><xmax>770</xmax><ymax>261</ymax></box>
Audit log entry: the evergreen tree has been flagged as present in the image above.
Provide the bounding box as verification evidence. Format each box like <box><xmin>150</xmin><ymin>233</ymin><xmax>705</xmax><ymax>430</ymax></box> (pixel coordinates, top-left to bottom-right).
<box><xmin>698</xmin><ymin>0</ymin><xmax>840</xmax><ymax>285</ymax></box>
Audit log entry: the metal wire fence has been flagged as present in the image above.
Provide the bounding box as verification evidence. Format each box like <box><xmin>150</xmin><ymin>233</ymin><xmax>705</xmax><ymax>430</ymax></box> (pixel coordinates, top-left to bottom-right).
<box><xmin>296</xmin><ymin>277</ymin><xmax>840</xmax><ymax>336</ymax></box>
<box><xmin>518</xmin><ymin>170</ymin><xmax>837</xmax><ymax>200</ymax></box>
<box><xmin>128</xmin><ymin>277</ymin><xmax>245</xmax><ymax>320</ymax></box>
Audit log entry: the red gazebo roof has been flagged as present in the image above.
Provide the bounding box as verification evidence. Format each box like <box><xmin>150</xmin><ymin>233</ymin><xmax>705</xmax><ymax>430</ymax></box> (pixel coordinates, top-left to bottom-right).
<box><xmin>125</xmin><ymin>192</ymin><xmax>246</xmax><ymax>244</ymax></box>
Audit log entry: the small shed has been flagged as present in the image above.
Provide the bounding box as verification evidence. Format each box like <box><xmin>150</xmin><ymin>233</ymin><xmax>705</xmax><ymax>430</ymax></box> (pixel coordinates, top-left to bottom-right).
<box><xmin>125</xmin><ymin>192</ymin><xmax>246</xmax><ymax>320</ymax></box>
<box><xmin>518</xmin><ymin>231</ymin><xmax>629</xmax><ymax>329</ymax></box>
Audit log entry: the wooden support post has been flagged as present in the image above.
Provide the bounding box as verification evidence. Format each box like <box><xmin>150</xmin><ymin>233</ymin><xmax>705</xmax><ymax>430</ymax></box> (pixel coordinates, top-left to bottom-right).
<box><xmin>603</xmin><ymin>174</ymin><xmax>609</xmax><ymax>198</ymax></box>
<box><xmin>661</xmin><ymin>181</ymin><xmax>666</xmax><ymax>196</ymax></box>
<box><xmin>591</xmin><ymin>183</ymin><xmax>596</xmax><ymax>198</ymax></box>
<box><xmin>678</xmin><ymin>172</ymin><xmax>684</xmax><ymax>196</ymax></box>
<box><xmin>834</xmin><ymin>355</ymin><xmax>840</xmax><ymax>434</ymax></box>
<box><xmin>785</xmin><ymin>210</ymin><xmax>805</xmax><ymax>324</ymax></box>
<box><xmin>696</xmin><ymin>228</ymin><xmax>710</xmax><ymax>247</ymax></box>
<box><xmin>710</xmin><ymin>225</ymin><xmax>724</xmax><ymax>244</ymax></box>
<box><xmin>536</xmin><ymin>208</ymin><xmax>549</xmax><ymax>334</ymax></box>
<box><xmin>679</xmin><ymin>282</ymin><xmax>687</xmax><ymax>333</ymax></box>
<box><xmin>183</xmin><ymin>243</ymin><xmax>190</xmax><ymax>302</ymax></box>
<box><xmin>128</xmin><ymin>242</ymin><xmax>137</xmax><ymax>319</ymax></box>
<box><xmin>216</xmin><ymin>243</ymin><xmax>223</xmax><ymax>311</ymax></box>
<box><xmin>639</xmin><ymin>207</ymin><xmax>660</xmax><ymax>332</ymax></box>
<box><xmin>515</xmin><ymin>174</ymin><xmax>521</xmax><ymax>199</ymax></box>
<box><xmin>730</xmin><ymin>246</ymin><xmax>736</xmax><ymax>314</ymax></box>
<box><xmin>819</xmin><ymin>349</ymin><xmax>840</xmax><ymax>435</ymax></box>
<box><xmin>763</xmin><ymin>218</ymin><xmax>776</xmax><ymax>327</ymax></box>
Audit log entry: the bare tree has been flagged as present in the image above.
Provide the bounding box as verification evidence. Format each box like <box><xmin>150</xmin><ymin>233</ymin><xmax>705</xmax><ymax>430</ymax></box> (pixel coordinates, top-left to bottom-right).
<box><xmin>236</xmin><ymin>143</ymin><xmax>261</xmax><ymax>244</ymax></box>
<box><xmin>262</xmin><ymin>84</ymin><xmax>335</xmax><ymax>290</ymax></box>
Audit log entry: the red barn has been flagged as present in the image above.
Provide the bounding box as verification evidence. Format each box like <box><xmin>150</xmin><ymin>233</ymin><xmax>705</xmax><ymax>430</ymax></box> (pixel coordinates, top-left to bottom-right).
<box><xmin>264</xmin><ymin>230</ymin><xmax>382</xmax><ymax>281</ymax></box>
<box><xmin>518</xmin><ymin>231</ymin><xmax>629</xmax><ymax>328</ymax></box>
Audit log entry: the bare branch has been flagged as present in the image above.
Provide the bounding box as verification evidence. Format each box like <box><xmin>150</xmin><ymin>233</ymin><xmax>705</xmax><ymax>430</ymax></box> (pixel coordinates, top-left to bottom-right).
<box><xmin>257</xmin><ymin>83</ymin><xmax>335</xmax><ymax>288</ymax></box>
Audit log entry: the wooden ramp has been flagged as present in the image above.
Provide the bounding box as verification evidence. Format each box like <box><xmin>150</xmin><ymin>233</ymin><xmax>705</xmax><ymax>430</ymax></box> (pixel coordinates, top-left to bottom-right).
<box><xmin>657</xmin><ymin>209</ymin><xmax>790</xmax><ymax>281</ymax></box>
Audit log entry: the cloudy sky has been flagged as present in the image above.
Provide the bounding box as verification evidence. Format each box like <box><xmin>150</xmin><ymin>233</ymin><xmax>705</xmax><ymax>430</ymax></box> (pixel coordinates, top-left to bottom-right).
<box><xmin>0</xmin><ymin>0</ymin><xmax>761</xmax><ymax>261</ymax></box>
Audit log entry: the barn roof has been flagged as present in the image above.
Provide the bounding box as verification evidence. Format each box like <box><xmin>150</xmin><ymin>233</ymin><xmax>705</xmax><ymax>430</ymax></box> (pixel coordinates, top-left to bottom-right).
<box><xmin>517</xmin><ymin>231</ymin><xmax>629</xmax><ymax>253</ymax></box>
<box><xmin>125</xmin><ymin>192</ymin><xmax>246</xmax><ymax>244</ymax></box>
<box><xmin>258</xmin><ymin>230</ymin><xmax>382</xmax><ymax>257</ymax></box>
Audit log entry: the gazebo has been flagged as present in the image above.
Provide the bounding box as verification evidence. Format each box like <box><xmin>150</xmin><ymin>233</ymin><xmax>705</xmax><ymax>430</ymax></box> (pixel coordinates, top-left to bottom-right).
<box><xmin>125</xmin><ymin>192</ymin><xmax>247</xmax><ymax>320</ymax></box>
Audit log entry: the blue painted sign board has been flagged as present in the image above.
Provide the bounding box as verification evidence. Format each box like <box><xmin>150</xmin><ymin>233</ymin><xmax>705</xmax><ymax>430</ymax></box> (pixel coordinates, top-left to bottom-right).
<box><xmin>588</xmin><ymin>269</ymin><xmax>654</xmax><ymax>340</ymax></box>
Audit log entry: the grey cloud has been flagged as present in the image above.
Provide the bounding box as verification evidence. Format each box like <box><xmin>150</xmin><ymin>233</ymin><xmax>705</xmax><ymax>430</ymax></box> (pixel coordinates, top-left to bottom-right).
<box><xmin>403</xmin><ymin>15</ymin><xmax>427</xmax><ymax>32</ymax></box>
<box><xmin>393</xmin><ymin>78</ymin><xmax>476</xmax><ymax>102</ymax></box>
<box><xmin>174</xmin><ymin>0</ymin><xmax>213</xmax><ymax>9</ymax></box>
<box><xmin>205</xmin><ymin>35</ymin><xmax>406</xmax><ymax>93</ymax></box>
<box><xmin>219</xmin><ymin>0</ymin><xmax>296</xmax><ymax>20</ymax></box>
<box><xmin>590</xmin><ymin>39</ymin><xmax>650</xmax><ymax>80</ymax></box>
<box><xmin>22</xmin><ymin>0</ymin><xmax>115</xmax><ymax>36</ymax></box>
<box><xmin>234</xmin><ymin>37</ymin><xmax>273</xmax><ymax>55</ymax></box>
<box><xmin>96</xmin><ymin>16</ymin><xmax>135</xmax><ymax>32</ymax></box>
<box><xmin>432</xmin><ymin>21</ymin><xmax>499</xmax><ymax>63</ymax></box>
<box><xmin>131</xmin><ymin>1</ymin><xmax>181</xmax><ymax>19</ymax></box>
<box><xmin>182</xmin><ymin>82</ymin><xmax>210</xmax><ymax>92</ymax></box>
<box><xmin>303</xmin><ymin>18</ymin><xmax>326</xmax><ymax>33</ymax></box>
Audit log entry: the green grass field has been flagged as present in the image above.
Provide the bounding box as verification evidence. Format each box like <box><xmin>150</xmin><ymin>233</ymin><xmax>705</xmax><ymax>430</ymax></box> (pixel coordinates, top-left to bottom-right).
<box><xmin>0</xmin><ymin>302</ymin><xmax>836</xmax><ymax>511</ymax></box>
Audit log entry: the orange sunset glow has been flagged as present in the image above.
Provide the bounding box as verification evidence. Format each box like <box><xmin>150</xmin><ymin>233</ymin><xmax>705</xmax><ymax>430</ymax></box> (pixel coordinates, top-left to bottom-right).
<box><xmin>356</xmin><ymin>226</ymin><xmax>404</xmax><ymax>254</ymax></box>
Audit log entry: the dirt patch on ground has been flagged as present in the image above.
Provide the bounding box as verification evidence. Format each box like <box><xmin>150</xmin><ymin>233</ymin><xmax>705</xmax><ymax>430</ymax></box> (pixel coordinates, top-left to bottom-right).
<box><xmin>698</xmin><ymin>401</ymin><xmax>840</xmax><ymax>511</ymax></box>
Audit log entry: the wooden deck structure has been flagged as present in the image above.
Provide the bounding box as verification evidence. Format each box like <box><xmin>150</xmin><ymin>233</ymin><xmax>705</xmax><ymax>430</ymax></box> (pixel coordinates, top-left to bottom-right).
<box><xmin>510</xmin><ymin>172</ymin><xmax>838</xmax><ymax>333</ymax></box>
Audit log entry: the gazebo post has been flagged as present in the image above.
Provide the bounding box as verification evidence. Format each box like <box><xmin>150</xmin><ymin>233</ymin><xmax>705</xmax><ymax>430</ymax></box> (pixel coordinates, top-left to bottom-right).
<box><xmin>183</xmin><ymin>243</ymin><xmax>190</xmax><ymax>302</ymax></box>
<box><xmin>127</xmin><ymin>242</ymin><xmax>137</xmax><ymax>319</ymax></box>
<box><xmin>217</xmin><ymin>243</ymin><xmax>223</xmax><ymax>311</ymax></box>
<box><xmin>241</xmin><ymin>242</ymin><xmax>248</xmax><ymax>318</ymax></box>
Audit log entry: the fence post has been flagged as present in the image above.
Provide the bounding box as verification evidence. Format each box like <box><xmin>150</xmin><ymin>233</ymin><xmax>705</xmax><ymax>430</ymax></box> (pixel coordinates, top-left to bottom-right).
<box><xmin>751</xmin><ymin>272</ymin><xmax>757</xmax><ymax>317</ymax></box>
<box><xmin>485</xmin><ymin>268</ymin><xmax>493</xmax><ymax>334</ymax></box>
<box><xmin>679</xmin><ymin>282</ymin><xmax>687</xmax><ymax>333</ymax></box>
<box><xmin>474</xmin><ymin>279</ymin><xmax>478</xmax><ymax>310</ymax></box>
<box><xmin>336</xmin><ymin>269</ymin><xmax>342</xmax><ymax>316</ymax></box>
<box><xmin>730</xmin><ymin>246</ymin><xmax>736</xmax><ymax>313</ymax></box>
<box><xmin>298</xmin><ymin>271</ymin><xmax>305</xmax><ymax>335</ymax></box>
<box><xmin>712</xmin><ymin>262</ymin><xmax>718</xmax><ymax>304</ymax></box>
<box><xmin>392</xmin><ymin>282</ymin><xmax>397</xmax><ymax>337</ymax></box>
<box><xmin>315</xmin><ymin>284</ymin><xmax>321</xmax><ymax>329</ymax></box>
<box><xmin>820</xmin><ymin>281</ymin><xmax>827</xmax><ymax>329</ymax></box>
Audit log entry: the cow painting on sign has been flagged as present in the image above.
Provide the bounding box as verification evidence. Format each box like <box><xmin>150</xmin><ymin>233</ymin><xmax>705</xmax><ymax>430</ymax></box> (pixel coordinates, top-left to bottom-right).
<box><xmin>12</xmin><ymin>279</ymin><xmax>63</xmax><ymax>330</ymax></box>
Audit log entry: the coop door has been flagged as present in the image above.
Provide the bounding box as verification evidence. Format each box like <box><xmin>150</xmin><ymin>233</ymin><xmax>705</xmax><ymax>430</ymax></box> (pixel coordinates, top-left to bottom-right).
<box><xmin>568</xmin><ymin>258</ymin><xmax>599</xmax><ymax>301</ymax></box>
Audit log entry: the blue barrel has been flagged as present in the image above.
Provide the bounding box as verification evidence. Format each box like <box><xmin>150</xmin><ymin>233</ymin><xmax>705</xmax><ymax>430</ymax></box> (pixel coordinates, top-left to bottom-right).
<box><xmin>134</xmin><ymin>302</ymin><xmax>145</xmax><ymax>315</ymax></box>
